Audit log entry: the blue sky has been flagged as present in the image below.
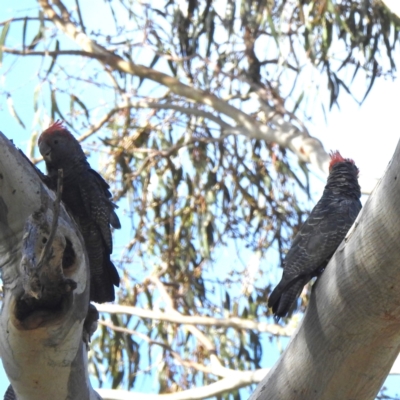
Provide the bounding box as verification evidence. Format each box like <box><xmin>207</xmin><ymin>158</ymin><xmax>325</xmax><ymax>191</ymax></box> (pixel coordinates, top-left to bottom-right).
<box><xmin>1</xmin><ymin>1</ymin><xmax>400</xmax><ymax>398</ymax></box>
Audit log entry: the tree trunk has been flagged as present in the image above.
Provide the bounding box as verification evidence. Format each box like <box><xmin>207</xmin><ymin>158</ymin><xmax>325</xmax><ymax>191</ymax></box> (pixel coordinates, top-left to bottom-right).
<box><xmin>250</xmin><ymin>140</ymin><xmax>400</xmax><ymax>399</ymax></box>
<box><xmin>0</xmin><ymin>132</ymin><xmax>100</xmax><ymax>400</ymax></box>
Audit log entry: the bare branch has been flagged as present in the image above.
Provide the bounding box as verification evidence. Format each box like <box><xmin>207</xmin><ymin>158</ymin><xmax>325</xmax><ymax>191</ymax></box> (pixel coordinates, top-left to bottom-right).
<box><xmin>2</xmin><ymin>46</ymin><xmax>95</xmax><ymax>57</ymax></box>
<box><xmin>95</xmin><ymin>303</ymin><xmax>292</xmax><ymax>336</ymax></box>
<box><xmin>99</xmin><ymin>319</ymin><xmax>246</xmax><ymax>378</ymax></box>
<box><xmin>98</xmin><ymin>368</ymin><xmax>268</xmax><ymax>400</ymax></box>
<box><xmin>36</xmin><ymin>0</ymin><xmax>330</xmax><ymax>174</ymax></box>
<box><xmin>77</xmin><ymin>100</ymin><xmax>234</xmax><ymax>142</ymax></box>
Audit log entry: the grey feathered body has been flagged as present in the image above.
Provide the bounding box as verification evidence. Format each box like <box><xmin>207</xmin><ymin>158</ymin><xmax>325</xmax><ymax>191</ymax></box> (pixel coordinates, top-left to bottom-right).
<box><xmin>268</xmin><ymin>161</ymin><xmax>361</xmax><ymax>317</ymax></box>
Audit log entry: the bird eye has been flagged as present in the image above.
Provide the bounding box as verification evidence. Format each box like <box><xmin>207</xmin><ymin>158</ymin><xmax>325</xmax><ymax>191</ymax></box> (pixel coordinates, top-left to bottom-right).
<box><xmin>54</xmin><ymin>140</ymin><xmax>58</xmax><ymax>144</ymax></box>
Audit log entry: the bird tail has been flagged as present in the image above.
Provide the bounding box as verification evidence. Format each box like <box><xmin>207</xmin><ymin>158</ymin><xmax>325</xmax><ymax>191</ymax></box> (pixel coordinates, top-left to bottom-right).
<box><xmin>267</xmin><ymin>281</ymin><xmax>286</xmax><ymax>311</ymax></box>
<box><xmin>90</xmin><ymin>256</ymin><xmax>120</xmax><ymax>303</ymax></box>
<box><xmin>268</xmin><ymin>278</ymin><xmax>307</xmax><ymax>318</ymax></box>
<box><xmin>4</xmin><ymin>385</ymin><xmax>16</xmax><ymax>400</ymax></box>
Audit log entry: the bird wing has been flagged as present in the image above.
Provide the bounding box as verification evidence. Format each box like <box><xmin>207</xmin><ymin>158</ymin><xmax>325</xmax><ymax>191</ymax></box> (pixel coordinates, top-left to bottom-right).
<box><xmin>88</xmin><ymin>169</ymin><xmax>121</xmax><ymax>229</ymax></box>
<box><xmin>268</xmin><ymin>197</ymin><xmax>361</xmax><ymax>315</ymax></box>
<box><xmin>88</xmin><ymin>169</ymin><xmax>111</xmax><ymax>193</ymax></box>
<box><xmin>79</xmin><ymin>177</ymin><xmax>114</xmax><ymax>253</ymax></box>
<box><xmin>282</xmin><ymin>197</ymin><xmax>361</xmax><ymax>284</ymax></box>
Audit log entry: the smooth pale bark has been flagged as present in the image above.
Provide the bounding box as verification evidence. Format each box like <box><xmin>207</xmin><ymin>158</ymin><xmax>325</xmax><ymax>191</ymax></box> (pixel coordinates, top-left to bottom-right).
<box><xmin>250</xmin><ymin>141</ymin><xmax>400</xmax><ymax>399</ymax></box>
<box><xmin>382</xmin><ymin>0</ymin><xmax>400</xmax><ymax>18</ymax></box>
<box><xmin>0</xmin><ymin>133</ymin><xmax>100</xmax><ymax>400</ymax></box>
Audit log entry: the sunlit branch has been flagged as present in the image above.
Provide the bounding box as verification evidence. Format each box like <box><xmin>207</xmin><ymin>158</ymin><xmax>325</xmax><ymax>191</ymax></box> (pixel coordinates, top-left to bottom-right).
<box><xmin>27</xmin><ymin>98</ymin><xmax>234</xmax><ymax>166</ymax></box>
<box><xmin>95</xmin><ymin>303</ymin><xmax>293</xmax><ymax>336</ymax></box>
<box><xmin>80</xmin><ymin>100</ymin><xmax>235</xmax><ymax>141</ymax></box>
<box><xmin>99</xmin><ymin>319</ymin><xmax>254</xmax><ymax>378</ymax></box>
<box><xmin>37</xmin><ymin>0</ymin><xmax>331</xmax><ymax>176</ymax></box>
<box><xmin>3</xmin><ymin>3</ymin><xmax>384</xmax><ymax>194</ymax></box>
<box><xmin>97</xmin><ymin>368</ymin><xmax>268</xmax><ymax>400</ymax></box>
<box><xmin>381</xmin><ymin>0</ymin><xmax>400</xmax><ymax>18</ymax></box>
<box><xmin>95</xmin><ymin>331</ymin><xmax>400</xmax><ymax>400</ymax></box>
<box><xmin>2</xmin><ymin>47</ymin><xmax>95</xmax><ymax>57</ymax></box>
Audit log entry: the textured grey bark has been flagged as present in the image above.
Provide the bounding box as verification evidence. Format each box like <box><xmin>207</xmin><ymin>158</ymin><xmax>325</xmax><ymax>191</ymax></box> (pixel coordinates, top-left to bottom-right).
<box><xmin>250</xmin><ymin>140</ymin><xmax>400</xmax><ymax>399</ymax></box>
<box><xmin>0</xmin><ymin>132</ymin><xmax>101</xmax><ymax>400</ymax></box>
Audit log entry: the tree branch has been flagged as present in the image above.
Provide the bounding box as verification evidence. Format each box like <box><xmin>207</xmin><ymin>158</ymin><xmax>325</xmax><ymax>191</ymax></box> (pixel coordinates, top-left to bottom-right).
<box><xmin>99</xmin><ymin>320</ymin><xmax>214</xmax><ymax>375</ymax></box>
<box><xmin>97</xmin><ymin>368</ymin><xmax>268</xmax><ymax>400</ymax></box>
<box><xmin>95</xmin><ymin>303</ymin><xmax>292</xmax><ymax>336</ymax></box>
<box><xmin>2</xmin><ymin>47</ymin><xmax>95</xmax><ymax>57</ymax></box>
<box><xmin>99</xmin><ymin>319</ymin><xmax>259</xmax><ymax>378</ymax></box>
<box><xmin>36</xmin><ymin>0</ymin><xmax>330</xmax><ymax>175</ymax></box>
<box><xmin>3</xmin><ymin>12</ymin><xmax>378</xmax><ymax>193</ymax></box>
<box><xmin>381</xmin><ymin>0</ymin><xmax>400</xmax><ymax>18</ymax></box>
<box><xmin>149</xmin><ymin>275</ymin><xmax>223</xmax><ymax>368</ymax></box>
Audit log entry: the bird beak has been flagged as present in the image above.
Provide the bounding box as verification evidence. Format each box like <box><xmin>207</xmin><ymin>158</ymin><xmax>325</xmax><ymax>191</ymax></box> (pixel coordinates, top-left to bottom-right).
<box><xmin>39</xmin><ymin>141</ymin><xmax>52</xmax><ymax>161</ymax></box>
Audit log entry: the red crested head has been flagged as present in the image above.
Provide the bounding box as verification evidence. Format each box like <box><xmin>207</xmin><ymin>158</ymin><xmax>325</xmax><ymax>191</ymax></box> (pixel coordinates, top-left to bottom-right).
<box><xmin>38</xmin><ymin>120</ymin><xmax>74</xmax><ymax>144</ymax></box>
<box><xmin>329</xmin><ymin>151</ymin><xmax>358</xmax><ymax>173</ymax></box>
<box><xmin>38</xmin><ymin>120</ymin><xmax>84</xmax><ymax>169</ymax></box>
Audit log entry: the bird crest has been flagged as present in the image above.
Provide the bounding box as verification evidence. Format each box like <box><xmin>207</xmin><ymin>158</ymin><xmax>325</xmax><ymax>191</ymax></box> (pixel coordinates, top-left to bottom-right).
<box><xmin>38</xmin><ymin>120</ymin><xmax>74</xmax><ymax>143</ymax></box>
<box><xmin>329</xmin><ymin>151</ymin><xmax>356</xmax><ymax>171</ymax></box>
